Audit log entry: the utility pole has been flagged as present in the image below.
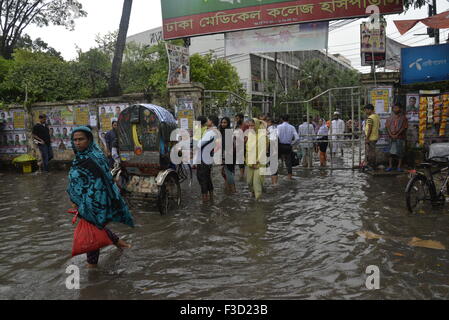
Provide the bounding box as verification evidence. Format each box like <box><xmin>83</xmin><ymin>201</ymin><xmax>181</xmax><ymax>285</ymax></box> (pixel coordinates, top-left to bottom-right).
<box><xmin>428</xmin><ymin>0</ymin><xmax>440</xmax><ymax>44</ymax></box>
<box><xmin>274</xmin><ymin>52</ymin><xmax>277</xmax><ymax>116</ymax></box>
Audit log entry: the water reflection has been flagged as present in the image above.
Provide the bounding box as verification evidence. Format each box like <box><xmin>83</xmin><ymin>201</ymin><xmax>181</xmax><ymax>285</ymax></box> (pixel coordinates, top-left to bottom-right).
<box><xmin>0</xmin><ymin>167</ymin><xmax>448</xmax><ymax>299</ymax></box>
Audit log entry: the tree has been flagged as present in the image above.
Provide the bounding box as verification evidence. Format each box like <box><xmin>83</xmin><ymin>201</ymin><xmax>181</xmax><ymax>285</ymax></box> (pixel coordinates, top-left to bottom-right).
<box><xmin>190</xmin><ymin>53</ymin><xmax>245</xmax><ymax>95</ymax></box>
<box><xmin>274</xmin><ymin>58</ymin><xmax>360</xmax><ymax>117</ymax></box>
<box><xmin>120</xmin><ymin>42</ymin><xmax>154</xmax><ymax>95</ymax></box>
<box><xmin>190</xmin><ymin>52</ymin><xmax>247</xmax><ymax>114</ymax></box>
<box><xmin>108</xmin><ymin>0</ymin><xmax>133</xmax><ymax>97</ymax></box>
<box><xmin>0</xmin><ymin>0</ymin><xmax>86</xmax><ymax>59</ymax></box>
<box><xmin>0</xmin><ymin>49</ymin><xmax>89</xmax><ymax>103</ymax></box>
<box><xmin>404</xmin><ymin>0</ymin><xmax>427</xmax><ymax>10</ymax></box>
<box><xmin>76</xmin><ymin>48</ymin><xmax>111</xmax><ymax>97</ymax></box>
<box><xmin>15</xmin><ymin>33</ymin><xmax>61</xmax><ymax>58</ymax></box>
<box><xmin>94</xmin><ymin>30</ymin><xmax>118</xmax><ymax>60</ymax></box>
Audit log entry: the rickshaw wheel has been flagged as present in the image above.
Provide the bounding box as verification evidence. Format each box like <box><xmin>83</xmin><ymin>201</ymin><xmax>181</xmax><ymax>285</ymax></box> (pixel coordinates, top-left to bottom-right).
<box><xmin>158</xmin><ymin>174</ymin><xmax>181</xmax><ymax>215</ymax></box>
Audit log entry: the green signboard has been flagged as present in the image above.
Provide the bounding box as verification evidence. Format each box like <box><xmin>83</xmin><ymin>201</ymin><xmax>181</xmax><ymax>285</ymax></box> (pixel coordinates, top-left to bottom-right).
<box><xmin>161</xmin><ymin>0</ymin><xmax>403</xmax><ymax>40</ymax></box>
<box><xmin>162</xmin><ymin>0</ymin><xmax>296</xmax><ymax>19</ymax></box>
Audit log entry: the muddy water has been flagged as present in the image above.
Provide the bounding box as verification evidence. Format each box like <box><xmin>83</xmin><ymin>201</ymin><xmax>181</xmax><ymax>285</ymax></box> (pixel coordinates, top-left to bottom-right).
<box><xmin>0</xmin><ymin>164</ymin><xmax>448</xmax><ymax>300</ymax></box>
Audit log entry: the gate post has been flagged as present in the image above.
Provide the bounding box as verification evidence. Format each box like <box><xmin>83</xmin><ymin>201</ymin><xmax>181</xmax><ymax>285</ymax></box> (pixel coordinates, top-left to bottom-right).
<box><xmin>168</xmin><ymin>82</ymin><xmax>204</xmax><ymax>133</ymax></box>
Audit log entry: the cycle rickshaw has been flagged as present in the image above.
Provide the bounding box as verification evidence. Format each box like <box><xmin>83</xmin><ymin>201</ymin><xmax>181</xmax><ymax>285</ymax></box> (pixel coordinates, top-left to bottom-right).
<box><xmin>112</xmin><ymin>104</ymin><xmax>190</xmax><ymax>214</ymax></box>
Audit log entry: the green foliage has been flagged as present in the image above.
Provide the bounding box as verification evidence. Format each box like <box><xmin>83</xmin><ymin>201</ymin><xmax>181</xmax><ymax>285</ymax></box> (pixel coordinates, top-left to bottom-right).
<box><xmin>120</xmin><ymin>43</ymin><xmax>156</xmax><ymax>96</ymax></box>
<box><xmin>404</xmin><ymin>0</ymin><xmax>427</xmax><ymax>10</ymax></box>
<box><xmin>0</xmin><ymin>49</ymin><xmax>89</xmax><ymax>103</ymax></box>
<box><xmin>0</xmin><ymin>36</ymin><xmax>247</xmax><ymax>107</ymax></box>
<box><xmin>94</xmin><ymin>31</ymin><xmax>118</xmax><ymax>60</ymax></box>
<box><xmin>76</xmin><ymin>48</ymin><xmax>112</xmax><ymax>97</ymax></box>
<box><xmin>274</xmin><ymin>58</ymin><xmax>360</xmax><ymax>117</ymax></box>
<box><xmin>190</xmin><ymin>53</ymin><xmax>245</xmax><ymax>95</ymax></box>
<box><xmin>0</xmin><ymin>56</ymin><xmax>13</xmax><ymax>83</ymax></box>
<box><xmin>15</xmin><ymin>34</ymin><xmax>62</xmax><ymax>58</ymax></box>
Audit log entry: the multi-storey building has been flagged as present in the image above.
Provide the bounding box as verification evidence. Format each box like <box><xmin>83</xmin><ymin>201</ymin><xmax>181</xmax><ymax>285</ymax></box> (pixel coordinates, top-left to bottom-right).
<box><xmin>127</xmin><ymin>27</ymin><xmax>356</xmax><ymax>112</ymax></box>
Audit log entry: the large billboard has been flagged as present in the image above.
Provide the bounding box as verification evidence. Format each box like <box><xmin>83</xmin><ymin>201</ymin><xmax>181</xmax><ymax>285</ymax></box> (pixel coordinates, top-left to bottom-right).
<box><xmin>225</xmin><ymin>21</ymin><xmax>328</xmax><ymax>55</ymax></box>
<box><xmin>401</xmin><ymin>43</ymin><xmax>449</xmax><ymax>85</ymax></box>
<box><xmin>161</xmin><ymin>0</ymin><xmax>404</xmax><ymax>40</ymax></box>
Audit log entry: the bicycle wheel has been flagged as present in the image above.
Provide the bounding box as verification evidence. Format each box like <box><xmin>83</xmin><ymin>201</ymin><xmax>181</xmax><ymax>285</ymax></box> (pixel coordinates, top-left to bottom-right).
<box><xmin>405</xmin><ymin>174</ymin><xmax>434</xmax><ymax>214</ymax></box>
<box><xmin>157</xmin><ymin>174</ymin><xmax>181</xmax><ymax>215</ymax></box>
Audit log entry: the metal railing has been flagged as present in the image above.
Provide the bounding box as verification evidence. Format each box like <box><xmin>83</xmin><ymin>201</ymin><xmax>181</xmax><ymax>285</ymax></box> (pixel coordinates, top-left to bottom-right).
<box><xmin>280</xmin><ymin>86</ymin><xmax>364</xmax><ymax>170</ymax></box>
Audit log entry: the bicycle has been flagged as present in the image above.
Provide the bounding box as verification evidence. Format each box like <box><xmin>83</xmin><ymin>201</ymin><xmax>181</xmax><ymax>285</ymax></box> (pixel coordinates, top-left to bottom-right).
<box><xmin>405</xmin><ymin>143</ymin><xmax>449</xmax><ymax>214</ymax></box>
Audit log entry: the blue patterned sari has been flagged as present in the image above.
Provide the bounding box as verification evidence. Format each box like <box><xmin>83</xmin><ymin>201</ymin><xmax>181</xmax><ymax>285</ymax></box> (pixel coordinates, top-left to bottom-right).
<box><xmin>67</xmin><ymin>126</ymin><xmax>134</xmax><ymax>229</ymax></box>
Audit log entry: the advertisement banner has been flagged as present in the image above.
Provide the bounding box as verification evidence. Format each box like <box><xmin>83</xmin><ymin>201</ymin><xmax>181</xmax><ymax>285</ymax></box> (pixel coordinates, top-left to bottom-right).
<box><xmin>368</xmin><ymin>87</ymin><xmax>392</xmax><ymax>147</ymax></box>
<box><xmin>0</xmin><ymin>110</ymin><xmax>14</xmax><ymax>131</ymax></box>
<box><xmin>0</xmin><ymin>133</ymin><xmax>27</xmax><ymax>154</ymax></box>
<box><xmin>74</xmin><ymin>106</ymin><xmax>90</xmax><ymax>126</ymax></box>
<box><xmin>12</xmin><ymin>111</ymin><xmax>26</xmax><ymax>130</ymax></box>
<box><xmin>369</xmin><ymin>87</ymin><xmax>391</xmax><ymax>114</ymax></box>
<box><xmin>161</xmin><ymin>0</ymin><xmax>403</xmax><ymax>40</ymax></box>
<box><xmin>166</xmin><ymin>43</ymin><xmax>190</xmax><ymax>86</ymax></box>
<box><xmin>401</xmin><ymin>43</ymin><xmax>449</xmax><ymax>85</ymax></box>
<box><xmin>385</xmin><ymin>37</ymin><xmax>408</xmax><ymax>71</ymax></box>
<box><xmin>361</xmin><ymin>21</ymin><xmax>386</xmax><ymax>66</ymax></box>
<box><xmin>60</xmin><ymin>107</ymin><xmax>74</xmax><ymax>125</ymax></box>
<box><xmin>406</xmin><ymin>93</ymin><xmax>419</xmax><ymax>123</ymax></box>
<box><xmin>98</xmin><ymin>104</ymin><xmax>128</xmax><ymax>134</ymax></box>
<box><xmin>176</xmin><ymin>98</ymin><xmax>194</xmax><ymax>131</ymax></box>
<box><xmin>225</xmin><ymin>21</ymin><xmax>328</xmax><ymax>55</ymax></box>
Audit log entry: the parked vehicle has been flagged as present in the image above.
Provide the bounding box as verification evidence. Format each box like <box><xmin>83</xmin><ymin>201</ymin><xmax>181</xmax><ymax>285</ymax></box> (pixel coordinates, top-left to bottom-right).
<box><xmin>405</xmin><ymin>143</ymin><xmax>449</xmax><ymax>213</ymax></box>
<box><xmin>112</xmin><ymin>104</ymin><xmax>190</xmax><ymax>215</ymax></box>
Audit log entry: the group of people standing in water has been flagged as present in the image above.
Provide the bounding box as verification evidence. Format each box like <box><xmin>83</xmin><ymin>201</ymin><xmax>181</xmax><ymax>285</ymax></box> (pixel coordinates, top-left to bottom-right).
<box><xmin>192</xmin><ymin>112</ymin><xmax>327</xmax><ymax>202</ymax></box>
<box><xmin>191</xmin><ymin>111</ymin><xmax>356</xmax><ymax>202</ymax></box>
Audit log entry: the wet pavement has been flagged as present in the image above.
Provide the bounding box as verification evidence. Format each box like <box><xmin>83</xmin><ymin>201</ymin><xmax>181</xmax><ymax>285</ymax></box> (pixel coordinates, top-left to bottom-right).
<box><xmin>1</xmin><ymin>159</ymin><xmax>449</xmax><ymax>300</ymax></box>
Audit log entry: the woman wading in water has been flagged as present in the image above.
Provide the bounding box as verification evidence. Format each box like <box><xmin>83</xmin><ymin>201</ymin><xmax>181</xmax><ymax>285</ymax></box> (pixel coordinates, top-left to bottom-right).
<box><xmin>67</xmin><ymin>126</ymin><xmax>134</xmax><ymax>268</ymax></box>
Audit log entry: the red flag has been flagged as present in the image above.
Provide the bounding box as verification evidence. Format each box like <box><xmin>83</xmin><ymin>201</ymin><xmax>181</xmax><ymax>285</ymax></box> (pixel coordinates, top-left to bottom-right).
<box><xmin>421</xmin><ymin>10</ymin><xmax>449</xmax><ymax>29</ymax></box>
<box><xmin>393</xmin><ymin>19</ymin><xmax>420</xmax><ymax>35</ymax></box>
<box><xmin>394</xmin><ymin>10</ymin><xmax>449</xmax><ymax>35</ymax></box>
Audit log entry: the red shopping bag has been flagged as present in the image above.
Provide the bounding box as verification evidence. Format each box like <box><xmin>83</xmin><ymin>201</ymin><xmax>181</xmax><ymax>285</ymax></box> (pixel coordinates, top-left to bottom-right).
<box><xmin>69</xmin><ymin>210</ymin><xmax>113</xmax><ymax>257</ymax></box>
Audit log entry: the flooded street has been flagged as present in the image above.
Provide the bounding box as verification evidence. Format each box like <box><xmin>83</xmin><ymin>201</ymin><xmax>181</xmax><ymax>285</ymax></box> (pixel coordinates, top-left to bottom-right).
<box><xmin>1</xmin><ymin>164</ymin><xmax>449</xmax><ymax>300</ymax></box>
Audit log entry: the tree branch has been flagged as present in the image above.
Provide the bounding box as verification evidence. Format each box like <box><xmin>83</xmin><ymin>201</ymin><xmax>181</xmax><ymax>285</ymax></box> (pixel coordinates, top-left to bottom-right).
<box><xmin>4</xmin><ymin>0</ymin><xmax>32</xmax><ymax>45</ymax></box>
<box><xmin>8</xmin><ymin>1</ymin><xmax>44</xmax><ymax>48</ymax></box>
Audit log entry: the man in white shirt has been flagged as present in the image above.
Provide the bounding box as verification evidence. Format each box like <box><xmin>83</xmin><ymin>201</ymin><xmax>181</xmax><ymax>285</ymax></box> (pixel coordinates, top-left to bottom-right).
<box><xmin>331</xmin><ymin>111</ymin><xmax>345</xmax><ymax>157</ymax></box>
<box><xmin>298</xmin><ymin>116</ymin><xmax>315</xmax><ymax>168</ymax></box>
<box><xmin>195</xmin><ymin>115</ymin><xmax>219</xmax><ymax>202</ymax></box>
<box><xmin>276</xmin><ymin>115</ymin><xmax>299</xmax><ymax>180</ymax></box>
<box><xmin>266</xmin><ymin>117</ymin><xmax>279</xmax><ymax>185</ymax></box>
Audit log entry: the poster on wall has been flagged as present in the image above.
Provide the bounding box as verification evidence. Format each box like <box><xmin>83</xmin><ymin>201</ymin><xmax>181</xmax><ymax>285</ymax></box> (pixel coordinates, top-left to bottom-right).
<box><xmin>361</xmin><ymin>21</ymin><xmax>386</xmax><ymax>67</ymax></box>
<box><xmin>0</xmin><ymin>109</ymin><xmax>28</xmax><ymax>154</ymax></box>
<box><xmin>176</xmin><ymin>98</ymin><xmax>194</xmax><ymax>131</ymax></box>
<box><xmin>0</xmin><ymin>133</ymin><xmax>27</xmax><ymax>154</ymax></box>
<box><xmin>60</xmin><ymin>107</ymin><xmax>74</xmax><ymax>125</ymax></box>
<box><xmin>98</xmin><ymin>104</ymin><xmax>128</xmax><ymax>134</ymax></box>
<box><xmin>0</xmin><ymin>110</ymin><xmax>14</xmax><ymax>131</ymax></box>
<box><xmin>166</xmin><ymin>43</ymin><xmax>190</xmax><ymax>86</ymax></box>
<box><xmin>74</xmin><ymin>106</ymin><xmax>90</xmax><ymax>126</ymax></box>
<box><xmin>369</xmin><ymin>87</ymin><xmax>391</xmax><ymax>114</ymax></box>
<box><xmin>12</xmin><ymin>111</ymin><xmax>26</xmax><ymax>130</ymax></box>
<box><xmin>406</xmin><ymin>94</ymin><xmax>419</xmax><ymax>123</ymax></box>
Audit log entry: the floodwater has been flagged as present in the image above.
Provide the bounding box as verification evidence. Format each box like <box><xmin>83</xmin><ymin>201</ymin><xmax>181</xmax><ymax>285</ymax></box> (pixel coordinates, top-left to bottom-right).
<box><xmin>1</xmin><ymin>155</ymin><xmax>449</xmax><ymax>300</ymax></box>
